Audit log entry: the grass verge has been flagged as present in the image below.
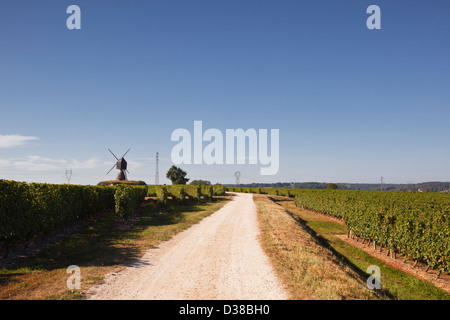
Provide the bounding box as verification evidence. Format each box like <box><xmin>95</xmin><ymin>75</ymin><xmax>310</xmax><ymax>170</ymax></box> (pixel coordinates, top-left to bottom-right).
<box><xmin>254</xmin><ymin>194</ymin><xmax>381</xmax><ymax>300</ymax></box>
<box><xmin>0</xmin><ymin>196</ymin><xmax>232</xmax><ymax>300</ymax></box>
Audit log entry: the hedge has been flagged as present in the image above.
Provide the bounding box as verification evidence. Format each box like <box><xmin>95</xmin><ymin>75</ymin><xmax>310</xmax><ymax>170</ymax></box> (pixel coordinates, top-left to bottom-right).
<box><xmin>114</xmin><ymin>185</ymin><xmax>148</xmax><ymax>219</ymax></box>
<box><xmin>1</xmin><ymin>180</ymin><xmax>228</xmax><ymax>246</ymax></box>
<box><xmin>0</xmin><ymin>180</ymin><xmax>115</xmax><ymax>245</ymax></box>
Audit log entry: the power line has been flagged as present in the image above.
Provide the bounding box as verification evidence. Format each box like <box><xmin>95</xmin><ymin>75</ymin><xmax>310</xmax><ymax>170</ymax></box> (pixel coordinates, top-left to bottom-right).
<box><xmin>65</xmin><ymin>169</ymin><xmax>72</xmax><ymax>184</ymax></box>
<box><xmin>155</xmin><ymin>152</ymin><xmax>159</xmax><ymax>185</ymax></box>
<box><xmin>234</xmin><ymin>171</ymin><xmax>241</xmax><ymax>185</ymax></box>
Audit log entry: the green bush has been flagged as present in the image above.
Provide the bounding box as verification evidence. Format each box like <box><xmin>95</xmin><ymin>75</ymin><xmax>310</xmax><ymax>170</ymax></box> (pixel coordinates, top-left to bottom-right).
<box><xmin>185</xmin><ymin>185</ymin><xmax>201</xmax><ymax>202</ymax></box>
<box><xmin>213</xmin><ymin>184</ymin><xmax>226</xmax><ymax>196</ymax></box>
<box><xmin>146</xmin><ymin>185</ymin><xmax>157</xmax><ymax>197</ymax></box>
<box><xmin>170</xmin><ymin>185</ymin><xmax>188</xmax><ymax>203</ymax></box>
<box><xmin>114</xmin><ymin>185</ymin><xmax>147</xmax><ymax>220</ymax></box>
<box><xmin>201</xmin><ymin>185</ymin><xmax>214</xmax><ymax>201</ymax></box>
<box><xmin>155</xmin><ymin>186</ymin><xmax>169</xmax><ymax>207</ymax></box>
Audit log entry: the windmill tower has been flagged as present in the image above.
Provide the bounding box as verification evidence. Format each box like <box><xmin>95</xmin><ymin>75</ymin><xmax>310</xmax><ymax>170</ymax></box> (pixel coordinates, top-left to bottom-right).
<box><xmin>155</xmin><ymin>152</ymin><xmax>159</xmax><ymax>185</ymax></box>
<box><xmin>107</xmin><ymin>148</ymin><xmax>130</xmax><ymax>181</ymax></box>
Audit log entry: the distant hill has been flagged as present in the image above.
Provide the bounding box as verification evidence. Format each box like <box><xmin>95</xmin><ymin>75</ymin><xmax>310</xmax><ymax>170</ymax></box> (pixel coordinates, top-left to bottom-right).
<box><xmin>225</xmin><ymin>181</ymin><xmax>450</xmax><ymax>192</ymax></box>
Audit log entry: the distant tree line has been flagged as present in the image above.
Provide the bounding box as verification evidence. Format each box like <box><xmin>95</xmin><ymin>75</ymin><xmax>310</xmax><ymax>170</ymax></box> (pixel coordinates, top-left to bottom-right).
<box><xmin>190</xmin><ymin>180</ymin><xmax>212</xmax><ymax>185</ymax></box>
<box><xmin>226</xmin><ymin>181</ymin><xmax>450</xmax><ymax>192</ymax></box>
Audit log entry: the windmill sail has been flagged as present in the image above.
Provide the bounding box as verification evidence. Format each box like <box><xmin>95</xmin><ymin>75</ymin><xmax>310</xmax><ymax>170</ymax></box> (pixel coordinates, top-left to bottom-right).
<box><xmin>107</xmin><ymin>148</ymin><xmax>130</xmax><ymax>181</ymax></box>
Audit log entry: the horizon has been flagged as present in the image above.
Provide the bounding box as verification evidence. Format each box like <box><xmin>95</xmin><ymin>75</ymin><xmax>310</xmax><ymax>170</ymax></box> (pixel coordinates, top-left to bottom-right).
<box><xmin>1</xmin><ymin>1</ymin><xmax>449</xmax><ymax>186</ymax></box>
<box><xmin>3</xmin><ymin>177</ymin><xmax>449</xmax><ymax>188</ymax></box>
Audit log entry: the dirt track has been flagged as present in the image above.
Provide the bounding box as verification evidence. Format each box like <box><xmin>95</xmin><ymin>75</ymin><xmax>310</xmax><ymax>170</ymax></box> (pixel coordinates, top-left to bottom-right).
<box><xmin>88</xmin><ymin>193</ymin><xmax>287</xmax><ymax>300</ymax></box>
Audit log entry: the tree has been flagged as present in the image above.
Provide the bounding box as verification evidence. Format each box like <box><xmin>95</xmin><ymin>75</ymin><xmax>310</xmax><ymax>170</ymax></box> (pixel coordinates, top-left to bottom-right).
<box><xmin>327</xmin><ymin>183</ymin><xmax>338</xmax><ymax>190</ymax></box>
<box><xmin>166</xmin><ymin>165</ymin><xmax>189</xmax><ymax>185</ymax></box>
<box><xmin>190</xmin><ymin>180</ymin><xmax>211</xmax><ymax>186</ymax></box>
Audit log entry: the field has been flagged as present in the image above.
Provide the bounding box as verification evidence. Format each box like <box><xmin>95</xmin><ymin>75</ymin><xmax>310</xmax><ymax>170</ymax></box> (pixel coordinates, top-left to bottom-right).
<box><xmin>0</xmin><ymin>180</ymin><xmax>229</xmax><ymax>299</ymax></box>
<box><xmin>228</xmin><ymin>187</ymin><xmax>450</xmax><ymax>275</ymax></box>
<box><xmin>0</xmin><ymin>181</ymin><xmax>448</xmax><ymax>299</ymax></box>
<box><xmin>229</xmin><ymin>186</ymin><xmax>450</xmax><ymax>299</ymax></box>
<box><xmin>257</xmin><ymin>195</ymin><xmax>449</xmax><ymax>299</ymax></box>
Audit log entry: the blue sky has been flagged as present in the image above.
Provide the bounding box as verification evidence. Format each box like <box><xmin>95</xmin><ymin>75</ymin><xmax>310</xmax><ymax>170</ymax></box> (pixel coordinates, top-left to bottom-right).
<box><xmin>1</xmin><ymin>0</ymin><xmax>449</xmax><ymax>185</ymax></box>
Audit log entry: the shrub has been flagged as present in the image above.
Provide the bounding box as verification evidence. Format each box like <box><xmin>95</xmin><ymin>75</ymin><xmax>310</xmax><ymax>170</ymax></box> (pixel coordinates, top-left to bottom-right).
<box><xmin>201</xmin><ymin>185</ymin><xmax>214</xmax><ymax>201</ymax></box>
<box><xmin>114</xmin><ymin>185</ymin><xmax>147</xmax><ymax>220</ymax></box>
<box><xmin>155</xmin><ymin>186</ymin><xmax>169</xmax><ymax>208</ymax></box>
<box><xmin>147</xmin><ymin>185</ymin><xmax>157</xmax><ymax>197</ymax></box>
<box><xmin>170</xmin><ymin>185</ymin><xmax>188</xmax><ymax>203</ymax></box>
<box><xmin>213</xmin><ymin>184</ymin><xmax>226</xmax><ymax>196</ymax></box>
<box><xmin>185</xmin><ymin>185</ymin><xmax>201</xmax><ymax>202</ymax></box>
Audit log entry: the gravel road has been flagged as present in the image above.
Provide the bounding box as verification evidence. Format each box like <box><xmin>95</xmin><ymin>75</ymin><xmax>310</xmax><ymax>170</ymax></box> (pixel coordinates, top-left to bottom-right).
<box><xmin>88</xmin><ymin>193</ymin><xmax>287</xmax><ymax>300</ymax></box>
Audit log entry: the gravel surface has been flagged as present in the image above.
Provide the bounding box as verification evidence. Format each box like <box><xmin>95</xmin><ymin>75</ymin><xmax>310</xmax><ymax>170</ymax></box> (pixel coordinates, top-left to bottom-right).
<box><xmin>88</xmin><ymin>193</ymin><xmax>287</xmax><ymax>300</ymax></box>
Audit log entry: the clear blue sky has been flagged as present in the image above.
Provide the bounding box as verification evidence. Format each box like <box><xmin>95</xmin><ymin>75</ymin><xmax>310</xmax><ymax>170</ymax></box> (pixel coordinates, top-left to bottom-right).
<box><xmin>1</xmin><ymin>0</ymin><xmax>449</xmax><ymax>185</ymax></box>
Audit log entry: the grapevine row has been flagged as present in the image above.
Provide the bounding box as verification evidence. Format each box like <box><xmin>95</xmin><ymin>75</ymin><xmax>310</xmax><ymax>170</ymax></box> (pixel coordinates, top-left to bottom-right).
<box><xmin>227</xmin><ymin>186</ymin><xmax>450</xmax><ymax>273</ymax></box>
<box><xmin>0</xmin><ymin>180</ymin><xmax>226</xmax><ymax>247</ymax></box>
<box><xmin>0</xmin><ymin>180</ymin><xmax>115</xmax><ymax>245</ymax></box>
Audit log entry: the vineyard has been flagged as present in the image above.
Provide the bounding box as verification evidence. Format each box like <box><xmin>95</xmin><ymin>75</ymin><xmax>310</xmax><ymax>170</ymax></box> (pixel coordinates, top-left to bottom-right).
<box><xmin>1</xmin><ymin>181</ymin><xmax>448</xmax><ymax>278</ymax></box>
<box><xmin>0</xmin><ymin>180</ymin><xmax>226</xmax><ymax>249</ymax></box>
<box><xmin>227</xmin><ymin>186</ymin><xmax>450</xmax><ymax>274</ymax></box>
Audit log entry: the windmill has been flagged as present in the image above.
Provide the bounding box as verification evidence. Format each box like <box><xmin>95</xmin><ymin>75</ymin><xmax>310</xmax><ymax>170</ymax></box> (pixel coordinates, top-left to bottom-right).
<box><xmin>107</xmin><ymin>148</ymin><xmax>130</xmax><ymax>181</ymax></box>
